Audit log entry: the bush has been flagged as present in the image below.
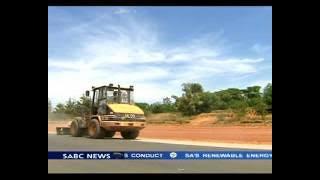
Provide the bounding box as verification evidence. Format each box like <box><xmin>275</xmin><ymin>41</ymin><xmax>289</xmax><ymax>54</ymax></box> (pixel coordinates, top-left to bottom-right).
<box><xmin>175</xmin><ymin>83</ymin><xmax>215</xmax><ymax>116</ymax></box>
<box><xmin>48</xmin><ymin>112</ymin><xmax>72</xmax><ymax>121</ymax></box>
<box><xmin>263</xmin><ymin>83</ymin><xmax>272</xmax><ymax>110</ymax></box>
<box><xmin>146</xmin><ymin>113</ymin><xmax>189</xmax><ymax>124</ymax></box>
<box><xmin>150</xmin><ymin>103</ymin><xmax>165</xmax><ymax>113</ymax></box>
<box><xmin>217</xmin><ymin>113</ymin><xmax>226</xmax><ymax>122</ymax></box>
<box><xmin>230</xmin><ymin>101</ymin><xmax>248</xmax><ymax>121</ymax></box>
<box><xmin>254</xmin><ymin>101</ymin><xmax>267</xmax><ymax>120</ymax></box>
<box><xmin>135</xmin><ymin>102</ymin><xmax>151</xmax><ymax>115</ymax></box>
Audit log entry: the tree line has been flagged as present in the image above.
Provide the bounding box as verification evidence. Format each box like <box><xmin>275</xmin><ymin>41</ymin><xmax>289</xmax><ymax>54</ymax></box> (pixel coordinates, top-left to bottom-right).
<box><xmin>48</xmin><ymin>83</ymin><xmax>272</xmax><ymax>118</ymax></box>
<box><xmin>136</xmin><ymin>83</ymin><xmax>272</xmax><ymax>117</ymax></box>
<box><xmin>48</xmin><ymin>96</ymin><xmax>92</xmax><ymax>117</ymax></box>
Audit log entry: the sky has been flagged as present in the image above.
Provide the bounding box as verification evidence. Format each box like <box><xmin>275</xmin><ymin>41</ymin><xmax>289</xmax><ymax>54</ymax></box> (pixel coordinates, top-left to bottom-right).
<box><xmin>48</xmin><ymin>6</ymin><xmax>272</xmax><ymax>107</ymax></box>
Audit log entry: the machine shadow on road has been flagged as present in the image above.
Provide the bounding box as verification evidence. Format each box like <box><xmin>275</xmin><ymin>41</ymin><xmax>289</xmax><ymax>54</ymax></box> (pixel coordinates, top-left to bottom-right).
<box><xmin>74</xmin><ymin>135</ymin><xmax>142</xmax><ymax>141</ymax></box>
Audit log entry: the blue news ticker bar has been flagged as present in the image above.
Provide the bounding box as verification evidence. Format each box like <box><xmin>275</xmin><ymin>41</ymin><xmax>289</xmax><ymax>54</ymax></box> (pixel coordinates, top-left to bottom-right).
<box><xmin>48</xmin><ymin>151</ymin><xmax>272</xmax><ymax>160</ymax></box>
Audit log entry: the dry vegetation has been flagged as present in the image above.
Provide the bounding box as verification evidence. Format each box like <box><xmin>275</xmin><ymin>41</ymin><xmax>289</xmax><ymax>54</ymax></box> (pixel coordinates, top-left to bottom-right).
<box><xmin>146</xmin><ymin>110</ymin><xmax>272</xmax><ymax>126</ymax></box>
<box><xmin>146</xmin><ymin>113</ymin><xmax>190</xmax><ymax>124</ymax></box>
<box><xmin>48</xmin><ymin>113</ymin><xmax>72</xmax><ymax>121</ymax></box>
<box><xmin>49</xmin><ymin>110</ymin><xmax>272</xmax><ymax>126</ymax></box>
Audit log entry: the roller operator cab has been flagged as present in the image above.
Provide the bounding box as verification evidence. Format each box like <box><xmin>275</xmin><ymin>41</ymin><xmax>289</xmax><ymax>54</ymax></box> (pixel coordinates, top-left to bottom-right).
<box><xmin>63</xmin><ymin>84</ymin><xmax>146</xmax><ymax>139</ymax></box>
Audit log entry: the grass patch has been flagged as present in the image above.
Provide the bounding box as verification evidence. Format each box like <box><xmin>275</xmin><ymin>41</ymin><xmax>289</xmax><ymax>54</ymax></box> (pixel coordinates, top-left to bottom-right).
<box><xmin>146</xmin><ymin>113</ymin><xmax>190</xmax><ymax>124</ymax></box>
<box><xmin>212</xmin><ymin>110</ymin><xmax>272</xmax><ymax>125</ymax></box>
<box><xmin>240</xmin><ymin>120</ymin><xmax>264</xmax><ymax>123</ymax></box>
<box><xmin>216</xmin><ymin>113</ymin><xmax>226</xmax><ymax>122</ymax></box>
<box><xmin>48</xmin><ymin>113</ymin><xmax>72</xmax><ymax>121</ymax></box>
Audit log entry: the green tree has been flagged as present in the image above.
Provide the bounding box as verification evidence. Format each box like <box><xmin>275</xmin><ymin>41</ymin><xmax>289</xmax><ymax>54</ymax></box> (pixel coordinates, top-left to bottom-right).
<box><xmin>209</xmin><ymin>93</ymin><xmax>224</xmax><ymax>110</ymax></box>
<box><xmin>135</xmin><ymin>102</ymin><xmax>151</xmax><ymax>115</ymax></box>
<box><xmin>245</xmin><ymin>86</ymin><xmax>262</xmax><ymax>99</ymax></box>
<box><xmin>64</xmin><ymin>98</ymin><xmax>77</xmax><ymax>115</ymax></box>
<box><xmin>162</xmin><ymin>97</ymin><xmax>175</xmax><ymax>112</ymax></box>
<box><xmin>54</xmin><ymin>103</ymin><xmax>66</xmax><ymax>113</ymax></box>
<box><xmin>175</xmin><ymin>83</ymin><xmax>210</xmax><ymax>116</ymax></box>
<box><xmin>76</xmin><ymin>95</ymin><xmax>92</xmax><ymax>115</ymax></box>
<box><xmin>48</xmin><ymin>98</ymin><xmax>52</xmax><ymax>113</ymax></box>
<box><xmin>225</xmin><ymin>88</ymin><xmax>245</xmax><ymax>101</ymax></box>
<box><xmin>247</xmin><ymin>97</ymin><xmax>262</xmax><ymax>107</ymax></box>
<box><xmin>213</xmin><ymin>88</ymin><xmax>245</xmax><ymax>109</ymax></box>
<box><xmin>230</xmin><ymin>100</ymin><xmax>248</xmax><ymax>120</ymax></box>
<box><xmin>263</xmin><ymin>83</ymin><xmax>272</xmax><ymax>110</ymax></box>
<box><xmin>254</xmin><ymin>100</ymin><xmax>267</xmax><ymax>120</ymax></box>
<box><xmin>198</xmin><ymin>92</ymin><xmax>215</xmax><ymax>113</ymax></box>
<box><xmin>243</xmin><ymin>86</ymin><xmax>262</xmax><ymax>107</ymax></box>
<box><xmin>150</xmin><ymin>103</ymin><xmax>165</xmax><ymax>113</ymax></box>
<box><xmin>162</xmin><ymin>97</ymin><xmax>171</xmax><ymax>104</ymax></box>
<box><xmin>182</xmin><ymin>83</ymin><xmax>204</xmax><ymax>94</ymax></box>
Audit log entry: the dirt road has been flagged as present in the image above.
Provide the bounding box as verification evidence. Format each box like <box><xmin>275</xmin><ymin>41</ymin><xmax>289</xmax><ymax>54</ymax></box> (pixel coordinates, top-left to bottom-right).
<box><xmin>48</xmin><ymin>121</ymin><xmax>272</xmax><ymax>145</ymax></box>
